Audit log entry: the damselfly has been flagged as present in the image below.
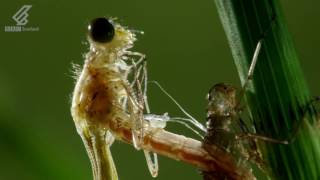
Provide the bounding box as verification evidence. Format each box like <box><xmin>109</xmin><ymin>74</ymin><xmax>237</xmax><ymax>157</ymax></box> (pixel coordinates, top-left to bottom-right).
<box><xmin>70</xmin><ymin>17</ymin><xmax>207</xmax><ymax>180</ymax></box>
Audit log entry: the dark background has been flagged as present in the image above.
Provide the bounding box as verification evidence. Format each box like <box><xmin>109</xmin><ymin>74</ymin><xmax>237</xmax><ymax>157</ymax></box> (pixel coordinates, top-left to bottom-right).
<box><xmin>0</xmin><ymin>0</ymin><xmax>319</xmax><ymax>179</ymax></box>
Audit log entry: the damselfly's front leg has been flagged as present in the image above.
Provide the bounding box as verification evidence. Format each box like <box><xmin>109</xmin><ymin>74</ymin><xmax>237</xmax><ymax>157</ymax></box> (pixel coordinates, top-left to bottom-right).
<box><xmin>122</xmin><ymin>51</ymin><xmax>147</xmax><ymax>150</ymax></box>
<box><xmin>124</xmin><ymin>52</ymin><xmax>159</xmax><ymax>177</ymax></box>
<box><xmin>140</xmin><ymin>62</ymin><xmax>159</xmax><ymax>177</ymax></box>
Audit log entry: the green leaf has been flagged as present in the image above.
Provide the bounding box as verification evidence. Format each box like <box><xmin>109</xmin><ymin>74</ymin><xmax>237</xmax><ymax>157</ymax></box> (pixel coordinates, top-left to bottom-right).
<box><xmin>214</xmin><ymin>0</ymin><xmax>320</xmax><ymax>179</ymax></box>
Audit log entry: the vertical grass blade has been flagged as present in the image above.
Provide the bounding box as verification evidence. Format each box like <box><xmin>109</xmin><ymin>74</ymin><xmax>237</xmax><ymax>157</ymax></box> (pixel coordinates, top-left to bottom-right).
<box><xmin>214</xmin><ymin>0</ymin><xmax>320</xmax><ymax>179</ymax></box>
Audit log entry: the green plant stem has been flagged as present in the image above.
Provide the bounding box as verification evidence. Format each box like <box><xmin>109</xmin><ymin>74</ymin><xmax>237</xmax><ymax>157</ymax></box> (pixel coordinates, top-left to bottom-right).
<box><xmin>214</xmin><ymin>0</ymin><xmax>320</xmax><ymax>179</ymax></box>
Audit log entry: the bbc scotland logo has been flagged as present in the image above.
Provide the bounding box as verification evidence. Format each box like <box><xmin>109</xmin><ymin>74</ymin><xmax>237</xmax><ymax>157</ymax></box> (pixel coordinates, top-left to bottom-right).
<box><xmin>13</xmin><ymin>5</ymin><xmax>32</xmax><ymax>25</ymax></box>
<box><xmin>4</xmin><ymin>5</ymin><xmax>39</xmax><ymax>32</ymax></box>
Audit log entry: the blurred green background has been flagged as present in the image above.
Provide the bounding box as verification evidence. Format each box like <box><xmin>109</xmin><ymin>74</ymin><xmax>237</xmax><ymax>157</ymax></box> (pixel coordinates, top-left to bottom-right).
<box><xmin>0</xmin><ymin>0</ymin><xmax>319</xmax><ymax>179</ymax></box>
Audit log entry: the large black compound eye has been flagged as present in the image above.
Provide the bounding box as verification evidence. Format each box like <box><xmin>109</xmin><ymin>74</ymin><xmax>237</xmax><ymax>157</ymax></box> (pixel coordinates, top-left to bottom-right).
<box><xmin>88</xmin><ymin>18</ymin><xmax>115</xmax><ymax>43</ymax></box>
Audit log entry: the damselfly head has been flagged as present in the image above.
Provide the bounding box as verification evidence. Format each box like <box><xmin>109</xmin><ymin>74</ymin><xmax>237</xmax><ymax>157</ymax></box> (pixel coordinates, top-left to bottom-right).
<box><xmin>88</xmin><ymin>17</ymin><xmax>136</xmax><ymax>51</ymax></box>
<box><xmin>207</xmin><ymin>83</ymin><xmax>237</xmax><ymax>117</ymax></box>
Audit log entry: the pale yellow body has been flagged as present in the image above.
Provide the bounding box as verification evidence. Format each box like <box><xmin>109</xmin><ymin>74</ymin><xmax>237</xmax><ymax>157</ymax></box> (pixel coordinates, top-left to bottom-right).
<box><xmin>71</xmin><ymin>20</ymin><xmax>148</xmax><ymax>180</ymax></box>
